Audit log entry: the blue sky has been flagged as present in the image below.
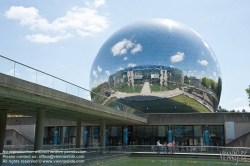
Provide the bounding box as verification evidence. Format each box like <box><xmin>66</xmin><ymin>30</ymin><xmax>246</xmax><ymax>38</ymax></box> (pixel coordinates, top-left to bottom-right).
<box><xmin>0</xmin><ymin>0</ymin><xmax>250</xmax><ymax>111</ymax></box>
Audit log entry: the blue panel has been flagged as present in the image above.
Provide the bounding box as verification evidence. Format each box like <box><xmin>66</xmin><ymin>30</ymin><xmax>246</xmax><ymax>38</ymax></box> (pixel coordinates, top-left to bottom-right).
<box><xmin>84</xmin><ymin>130</ymin><xmax>88</xmax><ymax>147</ymax></box>
<box><xmin>123</xmin><ymin>127</ymin><xmax>128</xmax><ymax>146</ymax></box>
<box><xmin>168</xmin><ymin>130</ymin><xmax>173</xmax><ymax>143</ymax></box>
<box><xmin>204</xmin><ymin>129</ymin><xmax>210</xmax><ymax>146</ymax></box>
<box><xmin>54</xmin><ymin>130</ymin><xmax>58</xmax><ymax>145</ymax></box>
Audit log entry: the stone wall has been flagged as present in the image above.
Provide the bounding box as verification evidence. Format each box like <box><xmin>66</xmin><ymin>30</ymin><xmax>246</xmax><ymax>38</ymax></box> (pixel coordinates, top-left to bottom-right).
<box><xmin>226</xmin><ymin>131</ymin><xmax>250</xmax><ymax>147</ymax></box>
<box><xmin>146</xmin><ymin>113</ymin><xmax>250</xmax><ymax>125</ymax></box>
<box><xmin>5</xmin><ymin>129</ymin><xmax>33</xmax><ymax>145</ymax></box>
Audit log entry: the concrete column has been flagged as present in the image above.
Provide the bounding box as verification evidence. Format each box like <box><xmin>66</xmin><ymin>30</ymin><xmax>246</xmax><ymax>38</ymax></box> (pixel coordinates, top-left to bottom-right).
<box><xmin>100</xmin><ymin>120</ymin><xmax>106</xmax><ymax>147</ymax></box>
<box><xmin>0</xmin><ymin>110</ymin><xmax>8</xmax><ymax>164</ymax></box>
<box><xmin>75</xmin><ymin>120</ymin><xmax>81</xmax><ymax>148</ymax></box>
<box><xmin>34</xmin><ymin>109</ymin><xmax>45</xmax><ymax>151</ymax></box>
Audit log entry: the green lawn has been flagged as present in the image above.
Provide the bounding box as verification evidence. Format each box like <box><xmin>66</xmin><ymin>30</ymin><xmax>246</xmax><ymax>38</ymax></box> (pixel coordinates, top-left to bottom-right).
<box><xmin>117</xmin><ymin>94</ymin><xmax>211</xmax><ymax>113</ymax></box>
<box><xmin>170</xmin><ymin>94</ymin><xmax>211</xmax><ymax>113</ymax></box>
<box><xmin>150</xmin><ymin>85</ymin><xmax>169</xmax><ymax>92</ymax></box>
<box><xmin>105</xmin><ymin>97</ymin><xmax>118</xmax><ymax>106</ymax></box>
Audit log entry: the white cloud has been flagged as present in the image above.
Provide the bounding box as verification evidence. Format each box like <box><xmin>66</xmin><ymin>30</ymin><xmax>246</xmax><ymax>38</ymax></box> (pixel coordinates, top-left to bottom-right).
<box><xmin>111</xmin><ymin>39</ymin><xmax>142</xmax><ymax>56</ymax></box>
<box><xmin>131</xmin><ymin>44</ymin><xmax>142</xmax><ymax>54</ymax></box>
<box><xmin>118</xmin><ymin>67</ymin><xmax>124</xmax><ymax>71</ymax></box>
<box><xmin>5</xmin><ymin>5</ymin><xmax>108</xmax><ymax>43</ymax></box>
<box><xmin>105</xmin><ymin>70</ymin><xmax>110</xmax><ymax>76</ymax></box>
<box><xmin>232</xmin><ymin>106</ymin><xmax>250</xmax><ymax>112</ymax></box>
<box><xmin>128</xmin><ymin>63</ymin><xmax>136</xmax><ymax>67</ymax></box>
<box><xmin>198</xmin><ymin>60</ymin><xmax>208</xmax><ymax>66</ymax></box>
<box><xmin>233</xmin><ymin>98</ymin><xmax>245</xmax><ymax>103</ymax></box>
<box><xmin>93</xmin><ymin>0</ymin><xmax>106</xmax><ymax>8</ymax></box>
<box><xmin>97</xmin><ymin>66</ymin><xmax>102</xmax><ymax>72</ymax></box>
<box><xmin>170</xmin><ymin>52</ymin><xmax>184</xmax><ymax>63</ymax></box>
<box><xmin>76</xmin><ymin>30</ymin><xmax>92</xmax><ymax>37</ymax></box>
<box><xmin>93</xmin><ymin>70</ymin><xmax>98</xmax><ymax>78</ymax></box>
<box><xmin>86</xmin><ymin>0</ymin><xmax>106</xmax><ymax>8</ymax></box>
<box><xmin>26</xmin><ymin>34</ymin><xmax>72</xmax><ymax>43</ymax></box>
<box><xmin>123</xmin><ymin>57</ymin><xmax>128</xmax><ymax>60</ymax></box>
<box><xmin>111</xmin><ymin>39</ymin><xmax>133</xmax><ymax>56</ymax></box>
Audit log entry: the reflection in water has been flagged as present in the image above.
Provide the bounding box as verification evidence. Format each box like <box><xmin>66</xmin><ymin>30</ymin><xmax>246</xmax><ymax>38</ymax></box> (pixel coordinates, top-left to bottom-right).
<box><xmin>89</xmin><ymin>157</ymin><xmax>249</xmax><ymax>166</ymax></box>
<box><xmin>90</xmin><ymin>19</ymin><xmax>222</xmax><ymax>113</ymax></box>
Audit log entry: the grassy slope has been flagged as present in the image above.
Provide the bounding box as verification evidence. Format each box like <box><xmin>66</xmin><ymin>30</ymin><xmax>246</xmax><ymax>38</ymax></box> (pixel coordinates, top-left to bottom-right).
<box><xmin>117</xmin><ymin>94</ymin><xmax>211</xmax><ymax>113</ymax></box>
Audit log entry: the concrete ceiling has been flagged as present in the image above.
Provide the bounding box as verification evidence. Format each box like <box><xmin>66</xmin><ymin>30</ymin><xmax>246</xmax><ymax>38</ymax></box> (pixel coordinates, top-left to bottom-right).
<box><xmin>0</xmin><ymin>73</ymin><xmax>147</xmax><ymax>125</ymax></box>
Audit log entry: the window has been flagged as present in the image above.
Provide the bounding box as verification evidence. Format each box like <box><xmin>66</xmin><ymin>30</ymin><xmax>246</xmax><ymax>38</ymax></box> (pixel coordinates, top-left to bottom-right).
<box><xmin>194</xmin><ymin>126</ymin><xmax>202</xmax><ymax>137</ymax></box>
<box><xmin>6</xmin><ymin>139</ymin><xmax>12</xmax><ymax>145</ymax></box>
<box><xmin>184</xmin><ymin>126</ymin><xmax>193</xmax><ymax>136</ymax></box>
<box><xmin>157</xmin><ymin>126</ymin><xmax>165</xmax><ymax>137</ymax></box>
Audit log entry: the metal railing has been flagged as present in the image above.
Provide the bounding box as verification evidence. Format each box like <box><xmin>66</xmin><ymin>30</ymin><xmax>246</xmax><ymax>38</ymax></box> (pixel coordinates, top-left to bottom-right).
<box><xmin>1</xmin><ymin>146</ymin><xmax>250</xmax><ymax>165</ymax></box>
<box><xmin>0</xmin><ymin>55</ymin><xmax>146</xmax><ymax>118</ymax></box>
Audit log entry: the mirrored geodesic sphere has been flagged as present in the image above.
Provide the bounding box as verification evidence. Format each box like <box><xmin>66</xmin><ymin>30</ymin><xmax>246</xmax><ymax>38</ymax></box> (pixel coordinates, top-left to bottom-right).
<box><xmin>90</xmin><ymin>19</ymin><xmax>222</xmax><ymax>113</ymax></box>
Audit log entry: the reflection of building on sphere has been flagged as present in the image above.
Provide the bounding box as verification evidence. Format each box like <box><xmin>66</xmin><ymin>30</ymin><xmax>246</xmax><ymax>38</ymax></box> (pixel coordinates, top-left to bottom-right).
<box><xmin>108</xmin><ymin>65</ymin><xmax>183</xmax><ymax>88</ymax></box>
<box><xmin>90</xmin><ymin>19</ymin><xmax>222</xmax><ymax>113</ymax></box>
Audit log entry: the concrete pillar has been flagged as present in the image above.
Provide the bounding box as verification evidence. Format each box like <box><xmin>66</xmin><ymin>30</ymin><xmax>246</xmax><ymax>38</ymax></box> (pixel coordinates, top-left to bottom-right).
<box><xmin>0</xmin><ymin>110</ymin><xmax>8</xmax><ymax>164</ymax></box>
<box><xmin>100</xmin><ymin>120</ymin><xmax>106</xmax><ymax>147</ymax></box>
<box><xmin>34</xmin><ymin>109</ymin><xmax>45</xmax><ymax>151</ymax></box>
<box><xmin>75</xmin><ymin>120</ymin><xmax>81</xmax><ymax>148</ymax></box>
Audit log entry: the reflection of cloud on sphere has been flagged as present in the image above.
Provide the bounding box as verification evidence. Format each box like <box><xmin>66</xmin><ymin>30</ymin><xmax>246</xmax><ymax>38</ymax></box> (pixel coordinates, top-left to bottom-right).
<box><xmin>170</xmin><ymin>52</ymin><xmax>185</xmax><ymax>63</ymax></box>
<box><xmin>198</xmin><ymin>60</ymin><xmax>208</xmax><ymax>66</ymax></box>
<box><xmin>90</xmin><ymin>19</ymin><xmax>222</xmax><ymax>113</ymax></box>
<box><xmin>111</xmin><ymin>39</ymin><xmax>142</xmax><ymax>56</ymax></box>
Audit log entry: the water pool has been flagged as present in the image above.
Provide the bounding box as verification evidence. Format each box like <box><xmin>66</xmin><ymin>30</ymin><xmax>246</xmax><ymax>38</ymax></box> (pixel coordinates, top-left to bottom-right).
<box><xmin>88</xmin><ymin>157</ymin><xmax>250</xmax><ymax>166</ymax></box>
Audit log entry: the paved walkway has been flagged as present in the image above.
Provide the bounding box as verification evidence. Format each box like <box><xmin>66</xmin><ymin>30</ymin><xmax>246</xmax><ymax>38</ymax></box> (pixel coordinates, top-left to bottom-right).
<box><xmin>140</xmin><ymin>82</ymin><xmax>151</xmax><ymax>95</ymax></box>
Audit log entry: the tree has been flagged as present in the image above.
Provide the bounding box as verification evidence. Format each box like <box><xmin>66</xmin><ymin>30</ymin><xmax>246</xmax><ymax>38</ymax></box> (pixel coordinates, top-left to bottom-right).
<box><xmin>242</xmin><ymin>109</ymin><xmax>246</xmax><ymax>113</ymax></box>
<box><xmin>201</xmin><ymin>77</ymin><xmax>210</xmax><ymax>88</ymax></box>
<box><xmin>216</xmin><ymin>105</ymin><xmax>229</xmax><ymax>112</ymax></box>
<box><xmin>246</xmin><ymin>85</ymin><xmax>250</xmax><ymax>106</ymax></box>
<box><xmin>210</xmin><ymin>80</ymin><xmax>218</xmax><ymax>92</ymax></box>
<box><xmin>184</xmin><ymin>75</ymin><xmax>189</xmax><ymax>84</ymax></box>
<box><xmin>217</xmin><ymin>77</ymin><xmax>222</xmax><ymax>101</ymax></box>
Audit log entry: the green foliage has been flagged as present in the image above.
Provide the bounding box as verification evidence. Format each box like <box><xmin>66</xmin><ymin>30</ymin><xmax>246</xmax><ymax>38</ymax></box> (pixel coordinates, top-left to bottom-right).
<box><xmin>216</xmin><ymin>105</ymin><xmax>229</xmax><ymax>112</ymax></box>
<box><xmin>92</xmin><ymin>85</ymin><xmax>101</xmax><ymax>93</ymax></box>
<box><xmin>114</xmin><ymin>85</ymin><xmax>142</xmax><ymax>93</ymax></box>
<box><xmin>201</xmin><ymin>77</ymin><xmax>209</xmax><ymax>88</ymax></box>
<box><xmin>150</xmin><ymin>85</ymin><xmax>169</xmax><ymax>92</ymax></box>
<box><xmin>184</xmin><ymin>75</ymin><xmax>189</xmax><ymax>84</ymax></box>
<box><xmin>217</xmin><ymin>105</ymin><xmax>246</xmax><ymax>113</ymax></box>
<box><xmin>91</xmin><ymin>85</ymin><xmax>102</xmax><ymax>99</ymax></box>
<box><xmin>118</xmin><ymin>94</ymin><xmax>211</xmax><ymax>113</ymax></box>
<box><xmin>217</xmin><ymin>77</ymin><xmax>222</xmax><ymax>101</ymax></box>
<box><xmin>201</xmin><ymin>77</ymin><xmax>219</xmax><ymax>92</ymax></box>
<box><xmin>210</xmin><ymin>81</ymin><xmax>217</xmax><ymax>92</ymax></box>
<box><xmin>246</xmin><ymin>85</ymin><xmax>250</xmax><ymax>106</ymax></box>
